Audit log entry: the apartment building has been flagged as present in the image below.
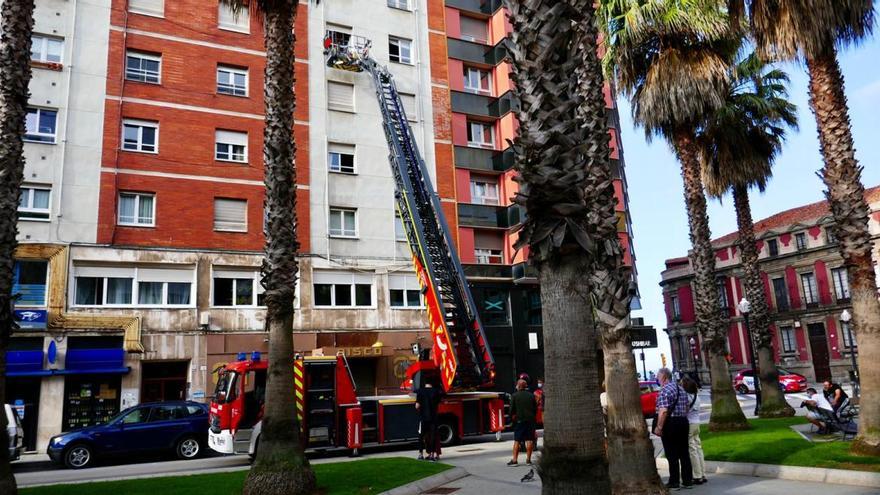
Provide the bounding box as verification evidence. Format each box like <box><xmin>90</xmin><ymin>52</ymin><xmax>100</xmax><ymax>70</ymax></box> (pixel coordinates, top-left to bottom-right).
<box><xmin>661</xmin><ymin>186</ymin><xmax>880</xmax><ymax>384</ymax></box>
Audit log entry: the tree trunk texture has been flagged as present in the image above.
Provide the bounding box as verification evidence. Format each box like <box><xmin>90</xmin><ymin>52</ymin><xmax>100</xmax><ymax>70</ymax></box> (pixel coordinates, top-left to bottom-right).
<box><xmin>0</xmin><ymin>1</ymin><xmax>36</xmax><ymax>493</ymax></box>
<box><xmin>731</xmin><ymin>185</ymin><xmax>793</xmax><ymax>418</ymax></box>
<box><xmin>674</xmin><ymin>130</ymin><xmax>748</xmax><ymax>431</ymax></box>
<box><xmin>806</xmin><ymin>49</ymin><xmax>880</xmax><ymax>455</ymax></box>
<box><xmin>241</xmin><ymin>3</ymin><xmax>315</xmax><ymax>494</ymax></box>
<box><xmin>537</xmin><ymin>258</ymin><xmax>611</xmax><ymax>495</ymax></box>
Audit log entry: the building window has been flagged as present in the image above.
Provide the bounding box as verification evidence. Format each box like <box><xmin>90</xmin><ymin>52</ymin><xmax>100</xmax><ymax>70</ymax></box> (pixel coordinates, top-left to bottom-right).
<box><xmin>13</xmin><ymin>260</ymin><xmax>48</xmax><ymax>307</ymax></box>
<box><xmin>389</xmin><ymin>274</ymin><xmax>423</xmax><ymax>308</ymax></box>
<box><xmin>329</xmin><ymin>207</ymin><xmax>357</xmax><ymax>237</ymax></box>
<box><xmin>394</xmin><ymin>213</ymin><xmax>407</xmax><ymax>241</ymax></box>
<box><xmin>767</xmin><ymin>238</ymin><xmax>779</xmax><ymax>257</ymax></box>
<box><xmin>463</xmin><ymin>67</ymin><xmax>491</xmax><ymax>95</ymax></box>
<box><xmin>212</xmin><ymin>270</ymin><xmax>263</xmax><ymax>307</ymax></box>
<box><xmin>128</xmin><ymin>0</ymin><xmax>164</xmax><ymax>17</ymax></box>
<box><xmin>716</xmin><ymin>278</ymin><xmax>728</xmax><ymax>309</ymax></box>
<box><xmin>470</xmin><ymin>177</ymin><xmax>499</xmax><ymax>205</ymax></box>
<box><xmin>795</xmin><ymin>232</ymin><xmax>807</xmax><ymax>251</ymax></box>
<box><xmin>214</xmin><ymin>198</ymin><xmax>248</xmax><ymax>232</ymax></box>
<box><xmin>31</xmin><ymin>34</ymin><xmax>63</xmax><ymax>64</ymax></box>
<box><xmin>215</xmin><ymin>130</ymin><xmax>248</xmax><ymax>162</ymax></box>
<box><xmin>122</xmin><ymin>119</ymin><xmax>158</xmax><ymax>153</ymax></box>
<box><xmin>826</xmin><ymin>228</ymin><xmax>837</xmax><ymax>245</ymax></box>
<box><xmin>387</xmin><ymin>0</ymin><xmax>410</xmax><ymax>10</ymax></box>
<box><xmin>772</xmin><ymin>277</ymin><xmax>789</xmax><ymax>312</ymax></box>
<box><xmin>218</xmin><ymin>2</ymin><xmax>249</xmax><ymax>33</ymax></box>
<box><xmin>841</xmin><ymin>320</ymin><xmax>856</xmax><ymax>349</ymax></box>
<box><xmin>475</xmin><ymin>248</ymin><xmax>503</xmax><ymax>264</ymax></box>
<box><xmin>328</xmin><ymin>81</ymin><xmax>355</xmax><ymax>112</ymax></box>
<box><xmin>118</xmin><ymin>192</ymin><xmax>155</xmax><ymax>226</ymax></box>
<box><xmin>388</xmin><ymin>36</ymin><xmax>412</xmax><ymax>64</ymax></box>
<box><xmin>18</xmin><ymin>186</ymin><xmax>51</xmax><ymax>221</ymax></box>
<box><xmin>313</xmin><ymin>271</ymin><xmax>373</xmax><ymax>307</ymax></box>
<box><xmin>73</xmin><ymin>267</ymin><xmax>191</xmax><ymax>307</ymax></box>
<box><xmin>467</xmin><ymin>121</ymin><xmax>494</xmax><ymax>148</ymax></box>
<box><xmin>326</xmin><ymin>26</ymin><xmax>351</xmax><ymax>48</ymax></box>
<box><xmin>779</xmin><ymin>325</ymin><xmax>796</xmax><ymax>353</ymax></box>
<box><xmin>670</xmin><ymin>294</ymin><xmax>681</xmax><ymax>320</ymax></box>
<box><xmin>399</xmin><ymin>92</ymin><xmax>417</xmax><ymax>121</ymax></box>
<box><xmin>75</xmin><ymin>276</ymin><xmax>133</xmax><ymax>305</ymax></box>
<box><xmin>328</xmin><ymin>143</ymin><xmax>355</xmax><ymax>174</ymax></box>
<box><xmin>125</xmin><ymin>51</ymin><xmax>161</xmax><ymax>83</ymax></box>
<box><xmin>478</xmin><ymin>288</ymin><xmax>509</xmax><ymax>325</ymax></box>
<box><xmin>831</xmin><ymin>267</ymin><xmax>850</xmax><ymax>301</ymax></box>
<box><xmin>24</xmin><ymin>107</ymin><xmax>57</xmax><ymax>143</ymax></box>
<box><xmin>217</xmin><ymin>65</ymin><xmax>248</xmax><ymax>96</ymax></box>
<box><xmin>801</xmin><ymin>272</ymin><xmax>818</xmax><ymax>305</ymax></box>
<box><xmin>460</xmin><ymin>15</ymin><xmax>488</xmax><ymax>44</ymax></box>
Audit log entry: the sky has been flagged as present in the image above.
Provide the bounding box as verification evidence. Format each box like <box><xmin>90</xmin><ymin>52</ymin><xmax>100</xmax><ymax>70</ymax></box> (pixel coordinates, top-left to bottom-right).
<box><xmin>623</xmin><ymin>36</ymin><xmax>880</xmax><ymax>375</ymax></box>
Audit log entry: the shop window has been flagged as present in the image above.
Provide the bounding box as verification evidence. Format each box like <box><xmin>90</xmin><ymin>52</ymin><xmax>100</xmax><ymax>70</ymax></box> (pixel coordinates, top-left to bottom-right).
<box><xmin>313</xmin><ymin>270</ymin><xmax>373</xmax><ymax>307</ymax></box>
<box><xmin>13</xmin><ymin>260</ymin><xmax>48</xmax><ymax>306</ymax></box>
<box><xmin>62</xmin><ymin>376</ymin><xmax>122</xmax><ymax>431</ymax></box>
<box><xmin>389</xmin><ymin>274</ymin><xmax>423</xmax><ymax>308</ymax></box>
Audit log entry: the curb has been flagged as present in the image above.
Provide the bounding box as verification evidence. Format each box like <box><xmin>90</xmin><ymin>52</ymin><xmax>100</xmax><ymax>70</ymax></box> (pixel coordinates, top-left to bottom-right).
<box><xmin>655</xmin><ymin>458</ymin><xmax>880</xmax><ymax>488</ymax></box>
<box><xmin>380</xmin><ymin>466</ymin><xmax>469</xmax><ymax>495</ymax></box>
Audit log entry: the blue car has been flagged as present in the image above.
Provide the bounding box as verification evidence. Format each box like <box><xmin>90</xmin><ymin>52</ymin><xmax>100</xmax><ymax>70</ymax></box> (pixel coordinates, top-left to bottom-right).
<box><xmin>48</xmin><ymin>401</ymin><xmax>208</xmax><ymax>469</ymax></box>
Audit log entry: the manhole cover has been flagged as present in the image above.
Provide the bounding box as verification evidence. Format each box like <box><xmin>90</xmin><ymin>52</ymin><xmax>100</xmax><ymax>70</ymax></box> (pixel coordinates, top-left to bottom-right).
<box><xmin>421</xmin><ymin>488</ymin><xmax>460</xmax><ymax>494</ymax></box>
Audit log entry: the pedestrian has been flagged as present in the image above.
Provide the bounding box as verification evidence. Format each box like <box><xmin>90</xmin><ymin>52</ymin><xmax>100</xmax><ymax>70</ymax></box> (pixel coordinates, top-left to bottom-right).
<box><xmin>534</xmin><ymin>378</ymin><xmax>545</xmax><ymax>426</ymax></box>
<box><xmin>823</xmin><ymin>380</ymin><xmax>849</xmax><ymax>413</ymax></box>
<box><xmin>507</xmin><ymin>379</ymin><xmax>537</xmax><ymax>466</ymax></box>
<box><xmin>681</xmin><ymin>376</ymin><xmax>707</xmax><ymax>485</ymax></box>
<box><xmin>653</xmin><ymin>367</ymin><xmax>693</xmax><ymax>489</ymax></box>
<box><xmin>415</xmin><ymin>378</ymin><xmax>442</xmax><ymax>461</ymax></box>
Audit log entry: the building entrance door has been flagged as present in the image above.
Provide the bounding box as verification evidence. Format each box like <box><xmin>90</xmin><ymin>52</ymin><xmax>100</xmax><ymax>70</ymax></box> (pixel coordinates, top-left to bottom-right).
<box><xmin>808</xmin><ymin>323</ymin><xmax>832</xmax><ymax>382</ymax></box>
<box><xmin>6</xmin><ymin>377</ymin><xmax>41</xmax><ymax>451</ymax></box>
<box><xmin>141</xmin><ymin>361</ymin><xmax>189</xmax><ymax>402</ymax></box>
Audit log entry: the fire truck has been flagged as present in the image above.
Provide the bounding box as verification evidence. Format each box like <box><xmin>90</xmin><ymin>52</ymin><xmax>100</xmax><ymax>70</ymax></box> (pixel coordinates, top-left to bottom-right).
<box><xmin>207</xmin><ymin>35</ymin><xmax>506</xmax><ymax>457</ymax></box>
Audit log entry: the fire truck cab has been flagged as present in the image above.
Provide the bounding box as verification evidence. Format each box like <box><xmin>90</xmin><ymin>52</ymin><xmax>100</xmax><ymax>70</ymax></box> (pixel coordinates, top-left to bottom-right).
<box><xmin>208</xmin><ymin>352</ymin><xmax>505</xmax><ymax>456</ymax></box>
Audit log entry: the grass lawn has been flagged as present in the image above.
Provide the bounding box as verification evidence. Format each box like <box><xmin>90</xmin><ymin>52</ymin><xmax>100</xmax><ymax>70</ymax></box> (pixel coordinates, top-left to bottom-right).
<box><xmin>20</xmin><ymin>457</ymin><xmax>452</xmax><ymax>495</ymax></box>
<box><xmin>701</xmin><ymin>417</ymin><xmax>880</xmax><ymax>472</ymax></box>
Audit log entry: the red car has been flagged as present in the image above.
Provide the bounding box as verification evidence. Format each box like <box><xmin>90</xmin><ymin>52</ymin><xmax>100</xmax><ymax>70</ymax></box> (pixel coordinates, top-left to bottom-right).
<box><xmin>733</xmin><ymin>368</ymin><xmax>807</xmax><ymax>394</ymax></box>
<box><xmin>639</xmin><ymin>381</ymin><xmax>661</xmax><ymax>418</ymax></box>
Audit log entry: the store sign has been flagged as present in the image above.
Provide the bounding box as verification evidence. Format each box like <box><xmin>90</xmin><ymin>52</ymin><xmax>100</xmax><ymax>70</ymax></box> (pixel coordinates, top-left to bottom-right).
<box><xmin>338</xmin><ymin>347</ymin><xmax>384</xmax><ymax>357</ymax></box>
<box><xmin>630</xmin><ymin>326</ymin><xmax>658</xmax><ymax>349</ymax></box>
<box><xmin>14</xmin><ymin>309</ymin><xmax>47</xmax><ymax>330</ymax></box>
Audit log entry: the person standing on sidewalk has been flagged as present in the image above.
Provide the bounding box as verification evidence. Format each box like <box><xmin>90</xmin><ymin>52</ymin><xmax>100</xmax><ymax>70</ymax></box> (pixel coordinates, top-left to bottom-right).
<box><xmin>681</xmin><ymin>376</ymin><xmax>707</xmax><ymax>485</ymax></box>
<box><xmin>653</xmin><ymin>368</ymin><xmax>693</xmax><ymax>489</ymax></box>
<box><xmin>415</xmin><ymin>379</ymin><xmax>442</xmax><ymax>461</ymax></box>
<box><xmin>507</xmin><ymin>379</ymin><xmax>537</xmax><ymax>466</ymax></box>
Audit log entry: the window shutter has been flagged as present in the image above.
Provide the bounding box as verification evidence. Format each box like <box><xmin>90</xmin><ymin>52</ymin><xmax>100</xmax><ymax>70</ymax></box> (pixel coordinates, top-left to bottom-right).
<box><xmin>137</xmin><ymin>268</ymin><xmax>194</xmax><ymax>283</ymax></box>
<box><xmin>214</xmin><ymin>198</ymin><xmax>248</xmax><ymax>232</ymax></box>
<box><xmin>328</xmin><ymin>82</ymin><xmax>354</xmax><ymax>110</ymax></box>
<box><xmin>219</xmin><ymin>3</ymin><xmax>249</xmax><ymax>31</ymax></box>
<box><xmin>460</xmin><ymin>16</ymin><xmax>487</xmax><ymax>44</ymax></box>
<box><xmin>129</xmin><ymin>0</ymin><xmax>164</xmax><ymax>16</ymax></box>
<box><xmin>216</xmin><ymin>130</ymin><xmax>248</xmax><ymax>146</ymax></box>
<box><xmin>400</xmin><ymin>93</ymin><xmax>417</xmax><ymax>120</ymax></box>
<box><xmin>213</xmin><ymin>268</ymin><xmax>258</xmax><ymax>279</ymax></box>
<box><xmin>474</xmin><ymin>231</ymin><xmax>504</xmax><ymax>250</ymax></box>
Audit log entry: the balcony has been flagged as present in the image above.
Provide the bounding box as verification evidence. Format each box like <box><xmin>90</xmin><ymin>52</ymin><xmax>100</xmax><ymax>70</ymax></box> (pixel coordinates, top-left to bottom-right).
<box><xmin>447</xmin><ymin>38</ymin><xmax>508</xmax><ymax>67</ymax></box>
<box><xmin>446</xmin><ymin>0</ymin><xmax>504</xmax><ymax>15</ymax></box>
<box><xmin>451</xmin><ymin>90</ymin><xmax>518</xmax><ymax>118</ymax></box>
<box><xmin>463</xmin><ymin>263</ymin><xmax>513</xmax><ymax>279</ymax></box>
<box><xmin>458</xmin><ymin>203</ymin><xmax>523</xmax><ymax>229</ymax></box>
<box><xmin>454</xmin><ymin>146</ymin><xmax>514</xmax><ymax>172</ymax></box>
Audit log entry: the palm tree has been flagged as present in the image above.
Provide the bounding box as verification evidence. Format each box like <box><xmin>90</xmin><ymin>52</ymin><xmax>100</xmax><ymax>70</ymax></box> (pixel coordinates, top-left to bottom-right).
<box><xmin>219</xmin><ymin>2</ymin><xmax>315</xmax><ymax>494</ymax></box>
<box><xmin>503</xmin><ymin>1</ymin><xmax>618</xmax><ymax>493</ymax></box>
<box><xmin>733</xmin><ymin>0</ymin><xmax>880</xmax><ymax>456</ymax></box>
<box><xmin>599</xmin><ymin>0</ymin><xmax>749</xmax><ymax>430</ymax></box>
<box><xmin>698</xmin><ymin>52</ymin><xmax>798</xmax><ymax>418</ymax></box>
<box><xmin>0</xmin><ymin>1</ymin><xmax>36</xmax><ymax>493</ymax></box>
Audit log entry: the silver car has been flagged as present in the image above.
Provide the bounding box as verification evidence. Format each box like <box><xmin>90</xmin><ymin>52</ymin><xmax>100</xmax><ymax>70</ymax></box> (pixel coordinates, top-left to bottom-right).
<box><xmin>5</xmin><ymin>404</ymin><xmax>24</xmax><ymax>461</ymax></box>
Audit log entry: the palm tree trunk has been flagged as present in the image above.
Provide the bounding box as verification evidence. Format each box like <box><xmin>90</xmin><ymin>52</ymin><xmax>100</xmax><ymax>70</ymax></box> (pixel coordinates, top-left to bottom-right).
<box><xmin>674</xmin><ymin>130</ymin><xmax>748</xmax><ymax>431</ymax></box>
<box><xmin>806</xmin><ymin>48</ymin><xmax>880</xmax><ymax>456</ymax></box>
<box><xmin>241</xmin><ymin>3</ymin><xmax>315</xmax><ymax>494</ymax></box>
<box><xmin>0</xmin><ymin>1</ymin><xmax>36</xmax><ymax>493</ymax></box>
<box><xmin>537</xmin><ymin>258</ymin><xmax>611</xmax><ymax>495</ymax></box>
<box><xmin>731</xmin><ymin>185</ymin><xmax>793</xmax><ymax>418</ymax></box>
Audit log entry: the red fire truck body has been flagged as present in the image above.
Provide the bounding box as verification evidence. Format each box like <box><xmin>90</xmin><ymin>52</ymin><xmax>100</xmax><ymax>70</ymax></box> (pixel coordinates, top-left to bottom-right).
<box><xmin>208</xmin><ymin>354</ymin><xmax>505</xmax><ymax>455</ymax></box>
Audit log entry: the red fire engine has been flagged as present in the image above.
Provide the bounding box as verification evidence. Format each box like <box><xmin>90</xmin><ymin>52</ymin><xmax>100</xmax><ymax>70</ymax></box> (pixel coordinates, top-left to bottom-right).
<box><xmin>207</xmin><ymin>36</ymin><xmax>505</xmax><ymax>456</ymax></box>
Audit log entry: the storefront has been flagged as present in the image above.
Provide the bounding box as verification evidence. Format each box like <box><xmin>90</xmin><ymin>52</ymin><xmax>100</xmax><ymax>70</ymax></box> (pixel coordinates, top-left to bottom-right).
<box><xmin>59</xmin><ymin>337</ymin><xmax>129</xmax><ymax>431</ymax></box>
<box><xmin>6</xmin><ymin>337</ymin><xmax>46</xmax><ymax>451</ymax></box>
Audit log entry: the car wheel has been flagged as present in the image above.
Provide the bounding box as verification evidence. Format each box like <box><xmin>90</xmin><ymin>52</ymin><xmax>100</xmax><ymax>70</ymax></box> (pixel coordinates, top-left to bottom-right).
<box><xmin>735</xmin><ymin>384</ymin><xmax>749</xmax><ymax>395</ymax></box>
<box><xmin>64</xmin><ymin>444</ymin><xmax>93</xmax><ymax>469</ymax></box>
<box><xmin>437</xmin><ymin>420</ymin><xmax>459</xmax><ymax>447</ymax></box>
<box><xmin>176</xmin><ymin>436</ymin><xmax>201</xmax><ymax>460</ymax></box>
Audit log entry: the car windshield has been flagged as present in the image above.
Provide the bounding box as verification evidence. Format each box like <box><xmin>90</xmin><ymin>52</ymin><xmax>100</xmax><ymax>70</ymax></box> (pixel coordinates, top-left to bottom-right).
<box><xmin>213</xmin><ymin>370</ymin><xmax>238</xmax><ymax>404</ymax></box>
<box><xmin>777</xmin><ymin>368</ymin><xmax>793</xmax><ymax>376</ymax></box>
<box><xmin>106</xmin><ymin>407</ymin><xmax>136</xmax><ymax>425</ymax></box>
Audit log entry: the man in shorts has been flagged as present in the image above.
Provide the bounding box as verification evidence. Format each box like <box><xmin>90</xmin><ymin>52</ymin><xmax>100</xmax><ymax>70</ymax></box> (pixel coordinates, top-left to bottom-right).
<box><xmin>508</xmin><ymin>379</ymin><xmax>537</xmax><ymax>466</ymax></box>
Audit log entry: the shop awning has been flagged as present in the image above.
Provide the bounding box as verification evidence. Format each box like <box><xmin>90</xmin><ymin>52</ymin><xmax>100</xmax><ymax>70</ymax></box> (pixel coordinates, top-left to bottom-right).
<box><xmin>6</xmin><ymin>370</ymin><xmax>53</xmax><ymax>377</ymax></box>
<box><xmin>53</xmin><ymin>367</ymin><xmax>130</xmax><ymax>375</ymax></box>
<box><xmin>65</xmin><ymin>348</ymin><xmax>125</xmax><ymax>371</ymax></box>
<box><xmin>6</xmin><ymin>350</ymin><xmax>44</xmax><ymax>374</ymax></box>
<box><xmin>4</xmin><ymin>348</ymin><xmax>130</xmax><ymax>377</ymax></box>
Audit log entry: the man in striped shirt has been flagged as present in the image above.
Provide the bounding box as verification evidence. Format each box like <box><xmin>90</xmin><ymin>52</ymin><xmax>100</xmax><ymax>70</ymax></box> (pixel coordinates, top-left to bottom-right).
<box><xmin>653</xmin><ymin>368</ymin><xmax>693</xmax><ymax>489</ymax></box>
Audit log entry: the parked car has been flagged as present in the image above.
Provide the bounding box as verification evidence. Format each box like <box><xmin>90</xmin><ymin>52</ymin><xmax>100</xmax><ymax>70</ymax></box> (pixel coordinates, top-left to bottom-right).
<box><xmin>5</xmin><ymin>404</ymin><xmax>24</xmax><ymax>461</ymax></box>
<box><xmin>48</xmin><ymin>401</ymin><xmax>208</xmax><ymax>469</ymax></box>
<box><xmin>639</xmin><ymin>381</ymin><xmax>661</xmax><ymax>418</ymax></box>
<box><xmin>733</xmin><ymin>368</ymin><xmax>807</xmax><ymax>394</ymax></box>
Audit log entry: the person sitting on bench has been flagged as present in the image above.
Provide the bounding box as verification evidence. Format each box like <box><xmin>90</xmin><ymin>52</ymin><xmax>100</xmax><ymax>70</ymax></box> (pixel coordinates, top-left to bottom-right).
<box><xmin>803</xmin><ymin>387</ymin><xmax>835</xmax><ymax>434</ymax></box>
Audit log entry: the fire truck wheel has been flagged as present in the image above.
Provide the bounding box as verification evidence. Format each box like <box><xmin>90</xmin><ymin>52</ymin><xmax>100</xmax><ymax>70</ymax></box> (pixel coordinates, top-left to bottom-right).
<box><xmin>437</xmin><ymin>420</ymin><xmax>459</xmax><ymax>447</ymax></box>
<box><xmin>175</xmin><ymin>436</ymin><xmax>201</xmax><ymax>460</ymax></box>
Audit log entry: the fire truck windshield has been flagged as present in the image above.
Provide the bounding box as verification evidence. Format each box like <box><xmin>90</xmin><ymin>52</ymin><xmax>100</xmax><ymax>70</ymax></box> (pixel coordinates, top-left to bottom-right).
<box><xmin>213</xmin><ymin>371</ymin><xmax>238</xmax><ymax>404</ymax></box>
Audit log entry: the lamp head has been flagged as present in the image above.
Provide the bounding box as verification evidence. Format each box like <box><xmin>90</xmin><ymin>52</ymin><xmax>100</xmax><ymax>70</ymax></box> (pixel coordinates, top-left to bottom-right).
<box><xmin>738</xmin><ymin>297</ymin><xmax>751</xmax><ymax>314</ymax></box>
<box><xmin>841</xmin><ymin>309</ymin><xmax>852</xmax><ymax>323</ymax></box>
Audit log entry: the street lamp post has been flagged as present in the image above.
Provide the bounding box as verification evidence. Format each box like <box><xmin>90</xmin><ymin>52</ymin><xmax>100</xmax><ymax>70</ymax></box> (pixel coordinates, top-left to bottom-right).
<box><xmin>738</xmin><ymin>297</ymin><xmax>761</xmax><ymax>415</ymax></box>
<box><xmin>689</xmin><ymin>336</ymin><xmax>701</xmax><ymax>386</ymax></box>
<box><xmin>841</xmin><ymin>309</ymin><xmax>859</xmax><ymax>398</ymax></box>
<box><xmin>640</xmin><ymin>349</ymin><xmax>647</xmax><ymax>381</ymax></box>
